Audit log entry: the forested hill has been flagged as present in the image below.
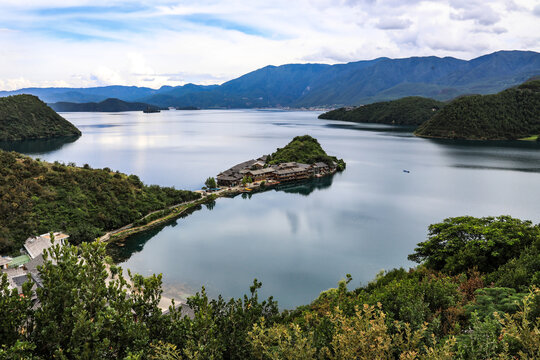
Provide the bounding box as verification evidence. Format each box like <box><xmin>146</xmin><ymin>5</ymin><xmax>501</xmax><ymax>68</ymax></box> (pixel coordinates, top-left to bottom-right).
<box><xmin>0</xmin><ymin>95</ymin><xmax>81</xmax><ymax>141</ymax></box>
<box><xmin>415</xmin><ymin>79</ymin><xmax>540</xmax><ymax>140</ymax></box>
<box><xmin>318</xmin><ymin>97</ymin><xmax>445</xmax><ymax>126</ymax></box>
<box><xmin>50</xmin><ymin>98</ymin><xmax>161</xmax><ymax>112</ymax></box>
<box><xmin>1</xmin><ymin>50</ymin><xmax>539</xmax><ymax>108</ymax></box>
<box><xmin>0</xmin><ymin>150</ymin><xmax>200</xmax><ymax>253</ymax></box>
<box><xmin>266</xmin><ymin>135</ymin><xmax>346</xmax><ymax>170</ymax></box>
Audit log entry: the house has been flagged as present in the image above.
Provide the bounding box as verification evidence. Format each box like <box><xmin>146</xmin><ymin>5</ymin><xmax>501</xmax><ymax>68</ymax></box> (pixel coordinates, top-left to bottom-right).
<box><xmin>246</xmin><ymin>168</ymin><xmax>276</xmax><ymax>181</ymax></box>
<box><xmin>312</xmin><ymin>162</ymin><xmax>330</xmax><ymax>175</ymax></box>
<box><xmin>24</xmin><ymin>232</ymin><xmax>69</xmax><ymax>259</ymax></box>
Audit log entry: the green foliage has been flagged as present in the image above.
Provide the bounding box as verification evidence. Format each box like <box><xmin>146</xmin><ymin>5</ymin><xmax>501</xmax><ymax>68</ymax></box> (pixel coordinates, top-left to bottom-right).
<box><xmin>455</xmin><ymin>312</ymin><xmax>503</xmax><ymax>360</ymax></box>
<box><xmin>0</xmin><ymin>95</ymin><xmax>81</xmax><ymax>141</ymax></box>
<box><xmin>465</xmin><ymin>288</ymin><xmax>527</xmax><ymax>319</ymax></box>
<box><xmin>0</xmin><ymin>150</ymin><xmax>200</xmax><ymax>253</ymax></box>
<box><xmin>415</xmin><ymin>79</ymin><xmax>540</xmax><ymax>140</ymax></box>
<box><xmin>319</xmin><ymin>96</ymin><xmax>445</xmax><ymax>126</ymax></box>
<box><xmin>408</xmin><ymin>215</ymin><xmax>540</xmax><ymax>275</ymax></box>
<box><xmin>1</xmin><ymin>215</ymin><xmax>540</xmax><ymax>359</ymax></box>
<box><xmin>204</xmin><ymin>177</ymin><xmax>217</xmax><ymax>189</ymax></box>
<box><xmin>267</xmin><ymin>135</ymin><xmax>345</xmax><ymax>170</ymax></box>
<box><xmin>488</xmin><ymin>241</ymin><xmax>540</xmax><ymax>291</ymax></box>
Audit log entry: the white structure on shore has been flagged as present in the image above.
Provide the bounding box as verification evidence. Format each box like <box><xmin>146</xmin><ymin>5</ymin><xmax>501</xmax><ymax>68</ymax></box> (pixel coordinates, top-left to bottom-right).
<box><xmin>24</xmin><ymin>232</ymin><xmax>69</xmax><ymax>259</ymax></box>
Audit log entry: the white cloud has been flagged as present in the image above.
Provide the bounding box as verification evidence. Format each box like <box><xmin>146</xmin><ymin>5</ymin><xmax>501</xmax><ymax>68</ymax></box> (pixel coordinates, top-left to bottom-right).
<box><xmin>375</xmin><ymin>17</ymin><xmax>413</xmax><ymax>30</ymax></box>
<box><xmin>0</xmin><ymin>0</ymin><xmax>538</xmax><ymax>90</ymax></box>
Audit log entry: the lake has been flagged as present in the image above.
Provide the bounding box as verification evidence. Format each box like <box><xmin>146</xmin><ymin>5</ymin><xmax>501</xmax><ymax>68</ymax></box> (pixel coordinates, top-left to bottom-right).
<box><xmin>3</xmin><ymin>109</ymin><xmax>540</xmax><ymax>308</ymax></box>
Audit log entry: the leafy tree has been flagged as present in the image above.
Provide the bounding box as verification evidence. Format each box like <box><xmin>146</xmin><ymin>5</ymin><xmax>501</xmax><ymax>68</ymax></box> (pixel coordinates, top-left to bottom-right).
<box><xmin>205</xmin><ymin>177</ymin><xmax>217</xmax><ymax>189</ymax></box>
<box><xmin>408</xmin><ymin>216</ymin><xmax>539</xmax><ymax>275</ymax></box>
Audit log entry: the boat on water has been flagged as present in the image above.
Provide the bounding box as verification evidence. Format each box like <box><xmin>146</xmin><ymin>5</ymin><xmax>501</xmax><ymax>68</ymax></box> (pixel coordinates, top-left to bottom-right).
<box><xmin>403</xmin><ymin>169</ymin><xmax>410</xmax><ymax>173</ymax></box>
<box><xmin>143</xmin><ymin>106</ymin><xmax>160</xmax><ymax>113</ymax></box>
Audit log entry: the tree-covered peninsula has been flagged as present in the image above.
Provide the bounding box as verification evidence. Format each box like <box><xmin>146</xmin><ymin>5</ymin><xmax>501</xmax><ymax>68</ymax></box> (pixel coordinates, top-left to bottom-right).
<box><xmin>0</xmin><ymin>150</ymin><xmax>200</xmax><ymax>253</ymax></box>
<box><xmin>318</xmin><ymin>96</ymin><xmax>445</xmax><ymax>126</ymax></box>
<box><xmin>415</xmin><ymin>79</ymin><xmax>540</xmax><ymax>140</ymax></box>
<box><xmin>0</xmin><ymin>95</ymin><xmax>81</xmax><ymax>141</ymax></box>
<box><xmin>266</xmin><ymin>135</ymin><xmax>346</xmax><ymax>171</ymax></box>
<box><xmin>1</xmin><ymin>215</ymin><xmax>538</xmax><ymax>358</ymax></box>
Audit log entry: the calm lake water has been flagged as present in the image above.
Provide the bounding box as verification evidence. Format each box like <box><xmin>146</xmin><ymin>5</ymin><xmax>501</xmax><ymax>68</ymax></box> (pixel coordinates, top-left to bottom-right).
<box><xmin>3</xmin><ymin>110</ymin><xmax>540</xmax><ymax>308</ymax></box>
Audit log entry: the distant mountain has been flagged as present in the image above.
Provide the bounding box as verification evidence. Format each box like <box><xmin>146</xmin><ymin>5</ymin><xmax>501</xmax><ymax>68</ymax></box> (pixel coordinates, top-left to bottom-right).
<box><xmin>1</xmin><ymin>51</ymin><xmax>539</xmax><ymax>108</ymax></box>
<box><xmin>50</xmin><ymin>98</ymin><xmax>161</xmax><ymax>112</ymax></box>
<box><xmin>318</xmin><ymin>97</ymin><xmax>445</xmax><ymax>126</ymax></box>
<box><xmin>0</xmin><ymin>95</ymin><xmax>81</xmax><ymax>141</ymax></box>
<box><xmin>415</xmin><ymin>79</ymin><xmax>540</xmax><ymax>140</ymax></box>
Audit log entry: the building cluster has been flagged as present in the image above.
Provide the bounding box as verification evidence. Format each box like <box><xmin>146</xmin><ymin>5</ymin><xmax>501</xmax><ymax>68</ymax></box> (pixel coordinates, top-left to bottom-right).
<box><xmin>1</xmin><ymin>232</ymin><xmax>69</xmax><ymax>299</ymax></box>
<box><xmin>216</xmin><ymin>155</ymin><xmax>333</xmax><ymax>187</ymax></box>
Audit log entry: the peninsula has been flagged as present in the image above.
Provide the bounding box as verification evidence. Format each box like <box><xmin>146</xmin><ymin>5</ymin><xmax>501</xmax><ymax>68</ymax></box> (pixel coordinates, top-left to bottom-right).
<box><xmin>415</xmin><ymin>79</ymin><xmax>540</xmax><ymax>140</ymax></box>
<box><xmin>0</xmin><ymin>94</ymin><xmax>81</xmax><ymax>141</ymax></box>
<box><xmin>318</xmin><ymin>96</ymin><xmax>445</xmax><ymax>126</ymax></box>
<box><xmin>216</xmin><ymin>135</ymin><xmax>346</xmax><ymax>188</ymax></box>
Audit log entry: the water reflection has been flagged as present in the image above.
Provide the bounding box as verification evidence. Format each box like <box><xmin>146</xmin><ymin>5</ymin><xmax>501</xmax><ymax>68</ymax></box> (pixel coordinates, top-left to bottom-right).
<box><xmin>108</xmin><ymin>175</ymin><xmax>336</xmax><ymax>263</ymax></box>
<box><xmin>108</xmin><ymin>205</ymin><xmax>202</xmax><ymax>263</ymax></box>
<box><xmin>0</xmin><ymin>136</ymin><xmax>79</xmax><ymax>154</ymax></box>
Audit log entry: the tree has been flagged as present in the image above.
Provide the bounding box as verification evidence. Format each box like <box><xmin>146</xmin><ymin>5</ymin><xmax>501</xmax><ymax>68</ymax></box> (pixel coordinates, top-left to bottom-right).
<box><xmin>408</xmin><ymin>216</ymin><xmax>540</xmax><ymax>275</ymax></box>
<box><xmin>204</xmin><ymin>177</ymin><xmax>217</xmax><ymax>189</ymax></box>
<box><xmin>31</xmin><ymin>241</ymin><xmax>163</xmax><ymax>358</ymax></box>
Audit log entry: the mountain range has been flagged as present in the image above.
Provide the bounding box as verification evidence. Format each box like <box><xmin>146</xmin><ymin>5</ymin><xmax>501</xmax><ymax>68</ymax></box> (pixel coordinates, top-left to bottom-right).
<box><xmin>1</xmin><ymin>50</ymin><xmax>539</xmax><ymax>108</ymax></box>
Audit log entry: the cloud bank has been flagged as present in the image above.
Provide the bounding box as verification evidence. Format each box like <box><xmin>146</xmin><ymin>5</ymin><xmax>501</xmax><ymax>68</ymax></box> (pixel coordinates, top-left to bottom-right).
<box><xmin>0</xmin><ymin>0</ymin><xmax>538</xmax><ymax>90</ymax></box>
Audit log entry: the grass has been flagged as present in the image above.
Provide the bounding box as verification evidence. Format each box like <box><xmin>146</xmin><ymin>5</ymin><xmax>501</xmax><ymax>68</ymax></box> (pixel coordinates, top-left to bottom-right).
<box><xmin>518</xmin><ymin>135</ymin><xmax>539</xmax><ymax>141</ymax></box>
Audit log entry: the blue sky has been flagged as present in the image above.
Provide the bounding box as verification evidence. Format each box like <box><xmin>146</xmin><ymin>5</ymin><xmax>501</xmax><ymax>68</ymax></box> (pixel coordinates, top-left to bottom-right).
<box><xmin>0</xmin><ymin>0</ymin><xmax>539</xmax><ymax>90</ymax></box>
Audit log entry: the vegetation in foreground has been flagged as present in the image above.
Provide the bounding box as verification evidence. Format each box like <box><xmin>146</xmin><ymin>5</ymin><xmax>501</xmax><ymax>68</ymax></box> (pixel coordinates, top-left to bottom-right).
<box><xmin>318</xmin><ymin>97</ymin><xmax>445</xmax><ymax>126</ymax></box>
<box><xmin>266</xmin><ymin>135</ymin><xmax>346</xmax><ymax>171</ymax></box>
<box><xmin>0</xmin><ymin>150</ymin><xmax>200</xmax><ymax>254</ymax></box>
<box><xmin>1</xmin><ymin>215</ymin><xmax>539</xmax><ymax>359</ymax></box>
<box><xmin>415</xmin><ymin>79</ymin><xmax>540</xmax><ymax>140</ymax></box>
<box><xmin>0</xmin><ymin>95</ymin><xmax>81</xmax><ymax>141</ymax></box>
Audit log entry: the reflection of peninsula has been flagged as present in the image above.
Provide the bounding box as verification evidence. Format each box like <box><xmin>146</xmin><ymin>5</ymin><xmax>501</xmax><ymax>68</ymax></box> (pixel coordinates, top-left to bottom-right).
<box><xmin>273</xmin><ymin>173</ymin><xmax>335</xmax><ymax>196</ymax></box>
<box><xmin>108</xmin><ymin>175</ymin><xmax>336</xmax><ymax>262</ymax></box>
<box><xmin>0</xmin><ymin>136</ymin><xmax>79</xmax><ymax>154</ymax></box>
<box><xmin>107</xmin><ymin>205</ymin><xmax>202</xmax><ymax>263</ymax></box>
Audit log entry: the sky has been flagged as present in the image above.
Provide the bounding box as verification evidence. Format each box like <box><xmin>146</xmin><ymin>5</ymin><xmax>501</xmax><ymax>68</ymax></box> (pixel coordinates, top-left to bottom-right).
<box><xmin>0</xmin><ymin>0</ymin><xmax>539</xmax><ymax>90</ymax></box>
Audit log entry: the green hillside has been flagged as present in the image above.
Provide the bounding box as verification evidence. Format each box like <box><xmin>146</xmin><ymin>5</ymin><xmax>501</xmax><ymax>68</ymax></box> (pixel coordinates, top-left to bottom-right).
<box><xmin>0</xmin><ymin>95</ymin><xmax>81</xmax><ymax>141</ymax></box>
<box><xmin>415</xmin><ymin>80</ymin><xmax>540</xmax><ymax>140</ymax></box>
<box><xmin>266</xmin><ymin>135</ymin><xmax>346</xmax><ymax>170</ymax></box>
<box><xmin>318</xmin><ymin>96</ymin><xmax>445</xmax><ymax>125</ymax></box>
<box><xmin>0</xmin><ymin>150</ymin><xmax>200</xmax><ymax>253</ymax></box>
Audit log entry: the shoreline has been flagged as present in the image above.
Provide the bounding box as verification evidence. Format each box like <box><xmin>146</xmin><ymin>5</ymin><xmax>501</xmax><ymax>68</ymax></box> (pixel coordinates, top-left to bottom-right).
<box><xmin>102</xmin><ymin>174</ymin><xmax>335</xmax><ymax>248</ymax></box>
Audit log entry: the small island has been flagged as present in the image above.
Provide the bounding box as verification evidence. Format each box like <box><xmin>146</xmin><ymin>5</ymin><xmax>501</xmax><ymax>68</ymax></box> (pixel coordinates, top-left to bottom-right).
<box><xmin>415</xmin><ymin>79</ymin><xmax>540</xmax><ymax>140</ymax></box>
<box><xmin>216</xmin><ymin>135</ymin><xmax>345</xmax><ymax>188</ymax></box>
<box><xmin>0</xmin><ymin>94</ymin><xmax>81</xmax><ymax>141</ymax></box>
<box><xmin>318</xmin><ymin>96</ymin><xmax>445</xmax><ymax>126</ymax></box>
<box><xmin>50</xmin><ymin>98</ymin><xmax>162</xmax><ymax>113</ymax></box>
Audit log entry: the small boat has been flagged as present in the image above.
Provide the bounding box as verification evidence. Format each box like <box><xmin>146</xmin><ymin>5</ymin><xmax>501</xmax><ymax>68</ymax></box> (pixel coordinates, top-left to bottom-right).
<box><xmin>403</xmin><ymin>170</ymin><xmax>410</xmax><ymax>173</ymax></box>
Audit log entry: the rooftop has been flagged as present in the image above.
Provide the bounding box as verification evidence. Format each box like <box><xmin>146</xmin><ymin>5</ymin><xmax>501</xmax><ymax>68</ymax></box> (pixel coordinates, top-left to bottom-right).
<box><xmin>24</xmin><ymin>232</ymin><xmax>69</xmax><ymax>259</ymax></box>
<box><xmin>8</xmin><ymin>255</ymin><xmax>30</xmax><ymax>268</ymax></box>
